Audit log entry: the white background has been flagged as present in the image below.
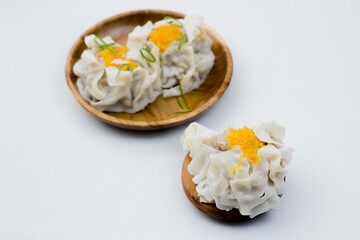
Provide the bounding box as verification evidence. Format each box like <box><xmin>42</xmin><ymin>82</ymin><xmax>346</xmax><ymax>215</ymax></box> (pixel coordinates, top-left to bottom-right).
<box><xmin>0</xmin><ymin>0</ymin><xmax>359</xmax><ymax>239</ymax></box>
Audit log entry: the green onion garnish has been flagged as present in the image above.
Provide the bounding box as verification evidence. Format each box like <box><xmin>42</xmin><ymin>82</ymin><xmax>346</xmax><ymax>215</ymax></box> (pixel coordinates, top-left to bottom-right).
<box><xmin>94</xmin><ymin>36</ymin><xmax>117</xmax><ymax>58</ymax></box>
<box><xmin>179</xmin><ymin>75</ymin><xmax>190</xmax><ymax>109</ymax></box>
<box><xmin>140</xmin><ymin>48</ymin><xmax>156</xmax><ymax>63</ymax></box>
<box><xmin>116</xmin><ymin>64</ymin><xmax>134</xmax><ymax>81</ymax></box>
<box><xmin>94</xmin><ymin>36</ymin><xmax>109</xmax><ymax>47</ymax></box>
<box><xmin>175</xmin><ymin>110</ymin><xmax>193</xmax><ymax>114</ymax></box>
<box><xmin>164</xmin><ymin>16</ymin><xmax>183</xmax><ymax>27</ymax></box>
<box><xmin>171</xmin><ymin>75</ymin><xmax>193</xmax><ymax>115</ymax></box>
<box><xmin>176</xmin><ymin>97</ymin><xmax>184</xmax><ymax>109</ymax></box>
<box><xmin>94</xmin><ymin>36</ymin><xmax>115</xmax><ymax>49</ymax></box>
<box><xmin>97</xmin><ymin>42</ymin><xmax>115</xmax><ymax>49</ymax></box>
<box><xmin>178</xmin><ymin>33</ymin><xmax>187</xmax><ymax>50</ymax></box>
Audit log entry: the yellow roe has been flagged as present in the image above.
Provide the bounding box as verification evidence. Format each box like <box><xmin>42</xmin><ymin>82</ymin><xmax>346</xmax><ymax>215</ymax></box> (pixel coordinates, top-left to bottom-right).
<box><xmin>97</xmin><ymin>45</ymin><xmax>139</xmax><ymax>70</ymax></box>
<box><xmin>149</xmin><ymin>25</ymin><xmax>183</xmax><ymax>52</ymax></box>
<box><xmin>226</xmin><ymin>126</ymin><xmax>267</xmax><ymax>165</ymax></box>
<box><xmin>229</xmin><ymin>162</ymin><xmax>243</xmax><ymax>176</ymax></box>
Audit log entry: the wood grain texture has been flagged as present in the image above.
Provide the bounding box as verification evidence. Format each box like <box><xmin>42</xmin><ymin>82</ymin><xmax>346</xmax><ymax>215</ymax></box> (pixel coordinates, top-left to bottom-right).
<box><xmin>65</xmin><ymin>10</ymin><xmax>233</xmax><ymax>131</ymax></box>
<box><xmin>182</xmin><ymin>153</ymin><xmax>251</xmax><ymax>222</ymax></box>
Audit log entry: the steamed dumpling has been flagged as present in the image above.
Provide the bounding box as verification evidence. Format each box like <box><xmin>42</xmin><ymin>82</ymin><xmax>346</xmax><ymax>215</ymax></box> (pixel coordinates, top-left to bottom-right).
<box><xmin>154</xmin><ymin>15</ymin><xmax>215</xmax><ymax>97</ymax></box>
<box><xmin>73</xmin><ymin>15</ymin><xmax>215</xmax><ymax>113</ymax></box>
<box><xmin>181</xmin><ymin>121</ymin><xmax>294</xmax><ymax>218</ymax></box>
<box><xmin>74</xmin><ymin>34</ymin><xmax>161</xmax><ymax>113</ymax></box>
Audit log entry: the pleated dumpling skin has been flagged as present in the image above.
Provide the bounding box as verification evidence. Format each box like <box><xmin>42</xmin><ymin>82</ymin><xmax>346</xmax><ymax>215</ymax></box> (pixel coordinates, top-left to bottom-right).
<box><xmin>73</xmin><ymin>15</ymin><xmax>215</xmax><ymax>113</ymax></box>
<box><xmin>74</xmin><ymin>34</ymin><xmax>161</xmax><ymax>113</ymax></box>
<box><xmin>159</xmin><ymin>15</ymin><xmax>215</xmax><ymax>97</ymax></box>
<box><xmin>181</xmin><ymin>121</ymin><xmax>294</xmax><ymax>218</ymax></box>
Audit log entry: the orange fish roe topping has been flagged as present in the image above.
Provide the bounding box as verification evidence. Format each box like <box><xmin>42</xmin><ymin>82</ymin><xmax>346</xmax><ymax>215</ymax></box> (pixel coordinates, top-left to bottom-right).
<box><xmin>148</xmin><ymin>25</ymin><xmax>183</xmax><ymax>52</ymax></box>
<box><xmin>226</xmin><ymin>126</ymin><xmax>267</xmax><ymax>165</ymax></box>
<box><xmin>97</xmin><ymin>45</ymin><xmax>139</xmax><ymax>70</ymax></box>
<box><xmin>229</xmin><ymin>162</ymin><xmax>243</xmax><ymax>176</ymax></box>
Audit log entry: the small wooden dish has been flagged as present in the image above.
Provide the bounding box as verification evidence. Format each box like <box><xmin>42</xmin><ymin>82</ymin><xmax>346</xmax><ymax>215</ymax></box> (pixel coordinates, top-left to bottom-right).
<box><xmin>65</xmin><ymin>10</ymin><xmax>233</xmax><ymax>130</ymax></box>
<box><xmin>182</xmin><ymin>153</ymin><xmax>250</xmax><ymax>221</ymax></box>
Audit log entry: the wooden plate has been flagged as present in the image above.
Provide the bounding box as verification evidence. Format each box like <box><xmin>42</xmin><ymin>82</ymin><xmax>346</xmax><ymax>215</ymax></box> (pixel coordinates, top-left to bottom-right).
<box><xmin>182</xmin><ymin>153</ymin><xmax>250</xmax><ymax>221</ymax></box>
<box><xmin>65</xmin><ymin>10</ymin><xmax>233</xmax><ymax>130</ymax></box>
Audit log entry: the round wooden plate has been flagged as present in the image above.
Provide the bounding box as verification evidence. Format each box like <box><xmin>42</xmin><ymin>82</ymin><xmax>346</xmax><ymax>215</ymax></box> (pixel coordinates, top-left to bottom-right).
<box><xmin>182</xmin><ymin>153</ymin><xmax>250</xmax><ymax>221</ymax></box>
<box><xmin>65</xmin><ymin>10</ymin><xmax>233</xmax><ymax>130</ymax></box>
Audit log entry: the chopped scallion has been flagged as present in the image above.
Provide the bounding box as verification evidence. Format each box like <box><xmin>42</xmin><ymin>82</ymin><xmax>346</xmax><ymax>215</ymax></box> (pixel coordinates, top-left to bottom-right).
<box><xmin>178</xmin><ymin>33</ymin><xmax>187</xmax><ymax>50</ymax></box>
<box><xmin>176</xmin><ymin>97</ymin><xmax>184</xmax><ymax>109</ymax></box>
<box><xmin>116</xmin><ymin>64</ymin><xmax>134</xmax><ymax>81</ymax></box>
<box><xmin>164</xmin><ymin>16</ymin><xmax>183</xmax><ymax>27</ymax></box>
<box><xmin>98</xmin><ymin>42</ymin><xmax>115</xmax><ymax>49</ymax></box>
<box><xmin>140</xmin><ymin>48</ymin><xmax>156</xmax><ymax>63</ymax></box>
<box><xmin>179</xmin><ymin>75</ymin><xmax>190</xmax><ymax>109</ymax></box>
<box><xmin>94</xmin><ymin>36</ymin><xmax>117</xmax><ymax>57</ymax></box>
<box><xmin>175</xmin><ymin>110</ymin><xmax>193</xmax><ymax>114</ymax></box>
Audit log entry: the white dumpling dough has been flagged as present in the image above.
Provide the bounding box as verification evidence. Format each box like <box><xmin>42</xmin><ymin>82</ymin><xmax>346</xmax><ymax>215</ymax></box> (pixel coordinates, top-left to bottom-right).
<box><xmin>181</xmin><ymin>121</ymin><xmax>294</xmax><ymax>218</ymax></box>
<box><xmin>73</xmin><ymin>15</ymin><xmax>215</xmax><ymax>113</ymax></box>
<box><xmin>73</xmin><ymin>34</ymin><xmax>162</xmax><ymax>113</ymax></box>
<box><xmin>160</xmin><ymin>15</ymin><xmax>215</xmax><ymax>97</ymax></box>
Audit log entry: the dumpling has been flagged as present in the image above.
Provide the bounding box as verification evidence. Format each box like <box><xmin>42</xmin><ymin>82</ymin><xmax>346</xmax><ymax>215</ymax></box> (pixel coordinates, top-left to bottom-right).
<box><xmin>152</xmin><ymin>15</ymin><xmax>215</xmax><ymax>97</ymax></box>
<box><xmin>125</xmin><ymin>22</ymin><xmax>163</xmax><ymax>112</ymax></box>
<box><xmin>74</xmin><ymin>34</ymin><xmax>162</xmax><ymax>113</ymax></box>
<box><xmin>181</xmin><ymin>121</ymin><xmax>294</xmax><ymax>218</ymax></box>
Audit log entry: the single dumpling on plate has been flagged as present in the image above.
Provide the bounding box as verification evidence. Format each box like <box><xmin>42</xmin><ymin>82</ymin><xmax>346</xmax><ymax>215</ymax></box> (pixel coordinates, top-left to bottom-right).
<box><xmin>181</xmin><ymin>120</ymin><xmax>294</xmax><ymax>218</ymax></box>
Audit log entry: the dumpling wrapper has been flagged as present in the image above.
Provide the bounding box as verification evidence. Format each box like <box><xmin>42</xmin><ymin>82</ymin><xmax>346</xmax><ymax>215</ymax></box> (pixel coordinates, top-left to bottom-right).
<box><xmin>181</xmin><ymin>121</ymin><xmax>294</xmax><ymax>218</ymax></box>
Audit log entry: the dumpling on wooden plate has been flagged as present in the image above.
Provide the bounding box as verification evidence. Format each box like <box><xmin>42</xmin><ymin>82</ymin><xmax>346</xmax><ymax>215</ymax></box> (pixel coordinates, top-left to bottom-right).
<box><xmin>74</xmin><ymin>34</ymin><xmax>161</xmax><ymax>113</ymax></box>
<box><xmin>153</xmin><ymin>15</ymin><xmax>215</xmax><ymax>97</ymax></box>
<box><xmin>181</xmin><ymin>120</ymin><xmax>294</xmax><ymax>219</ymax></box>
<box><xmin>73</xmin><ymin>15</ymin><xmax>214</xmax><ymax>113</ymax></box>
